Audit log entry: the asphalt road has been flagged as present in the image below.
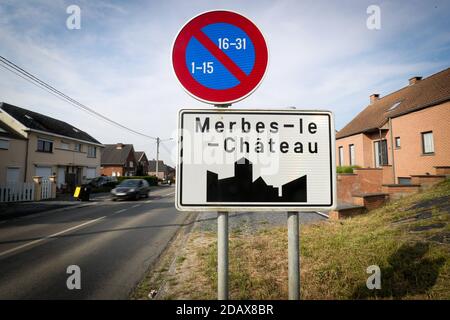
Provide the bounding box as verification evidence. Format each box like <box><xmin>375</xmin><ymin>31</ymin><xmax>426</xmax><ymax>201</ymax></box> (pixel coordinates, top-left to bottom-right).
<box><xmin>0</xmin><ymin>185</ymin><xmax>189</xmax><ymax>300</ymax></box>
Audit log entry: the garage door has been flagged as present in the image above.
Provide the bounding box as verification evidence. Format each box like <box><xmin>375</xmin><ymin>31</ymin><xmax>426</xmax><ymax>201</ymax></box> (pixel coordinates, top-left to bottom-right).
<box><xmin>35</xmin><ymin>167</ymin><xmax>52</xmax><ymax>179</ymax></box>
<box><xmin>86</xmin><ymin>168</ymin><xmax>97</xmax><ymax>179</ymax></box>
<box><xmin>6</xmin><ymin>168</ymin><xmax>20</xmax><ymax>183</ymax></box>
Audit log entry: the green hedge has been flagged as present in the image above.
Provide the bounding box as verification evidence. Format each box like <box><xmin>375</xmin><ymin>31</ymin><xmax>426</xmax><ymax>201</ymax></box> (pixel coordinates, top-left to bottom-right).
<box><xmin>117</xmin><ymin>175</ymin><xmax>159</xmax><ymax>186</ymax></box>
<box><xmin>336</xmin><ymin>165</ymin><xmax>360</xmax><ymax>174</ymax></box>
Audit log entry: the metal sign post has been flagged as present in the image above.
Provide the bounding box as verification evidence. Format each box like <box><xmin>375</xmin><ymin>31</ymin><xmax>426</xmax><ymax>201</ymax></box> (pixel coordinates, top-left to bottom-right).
<box><xmin>287</xmin><ymin>107</ymin><xmax>299</xmax><ymax>300</ymax></box>
<box><xmin>215</xmin><ymin>103</ymin><xmax>230</xmax><ymax>300</ymax></box>
<box><xmin>287</xmin><ymin>211</ymin><xmax>300</xmax><ymax>300</ymax></box>
<box><xmin>217</xmin><ymin>210</ymin><xmax>229</xmax><ymax>300</ymax></box>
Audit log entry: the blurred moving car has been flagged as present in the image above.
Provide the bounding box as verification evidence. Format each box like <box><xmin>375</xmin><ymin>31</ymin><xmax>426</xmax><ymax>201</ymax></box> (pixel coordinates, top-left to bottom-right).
<box><xmin>110</xmin><ymin>179</ymin><xmax>150</xmax><ymax>200</ymax></box>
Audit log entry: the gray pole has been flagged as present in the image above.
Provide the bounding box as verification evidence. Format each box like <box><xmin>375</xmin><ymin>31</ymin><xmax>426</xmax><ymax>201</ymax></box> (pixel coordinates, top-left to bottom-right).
<box><xmin>215</xmin><ymin>104</ymin><xmax>229</xmax><ymax>300</ymax></box>
<box><xmin>218</xmin><ymin>211</ymin><xmax>229</xmax><ymax>299</ymax></box>
<box><xmin>287</xmin><ymin>106</ymin><xmax>300</xmax><ymax>300</ymax></box>
<box><xmin>287</xmin><ymin>211</ymin><xmax>300</xmax><ymax>300</ymax></box>
<box><xmin>156</xmin><ymin>137</ymin><xmax>160</xmax><ymax>180</ymax></box>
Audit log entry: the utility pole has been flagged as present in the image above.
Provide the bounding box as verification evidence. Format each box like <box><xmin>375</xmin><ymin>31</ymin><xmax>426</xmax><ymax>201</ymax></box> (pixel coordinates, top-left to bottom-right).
<box><xmin>155</xmin><ymin>137</ymin><xmax>172</xmax><ymax>181</ymax></box>
<box><xmin>156</xmin><ymin>137</ymin><xmax>160</xmax><ymax>179</ymax></box>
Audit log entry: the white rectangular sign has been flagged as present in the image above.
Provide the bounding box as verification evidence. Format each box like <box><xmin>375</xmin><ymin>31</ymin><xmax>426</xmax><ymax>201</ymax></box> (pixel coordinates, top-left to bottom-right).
<box><xmin>176</xmin><ymin>109</ymin><xmax>336</xmax><ymax>211</ymax></box>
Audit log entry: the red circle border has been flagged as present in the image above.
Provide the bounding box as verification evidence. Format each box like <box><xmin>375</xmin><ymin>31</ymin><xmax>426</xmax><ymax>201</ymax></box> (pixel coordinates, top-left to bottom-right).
<box><xmin>172</xmin><ymin>11</ymin><xmax>268</xmax><ymax>104</ymax></box>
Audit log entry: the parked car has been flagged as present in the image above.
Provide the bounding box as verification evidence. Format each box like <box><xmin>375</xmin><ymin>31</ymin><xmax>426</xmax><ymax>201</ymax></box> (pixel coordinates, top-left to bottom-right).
<box><xmin>87</xmin><ymin>176</ymin><xmax>118</xmax><ymax>188</ymax></box>
<box><xmin>110</xmin><ymin>179</ymin><xmax>150</xmax><ymax>200</ymax></box>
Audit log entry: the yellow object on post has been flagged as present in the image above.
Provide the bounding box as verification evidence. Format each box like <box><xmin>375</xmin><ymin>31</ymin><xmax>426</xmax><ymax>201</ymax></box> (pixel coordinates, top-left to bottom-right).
<box><xmin>74</xmin><ymin>186</ymin><xmax>81</xmax><ymax>198</ymax></box>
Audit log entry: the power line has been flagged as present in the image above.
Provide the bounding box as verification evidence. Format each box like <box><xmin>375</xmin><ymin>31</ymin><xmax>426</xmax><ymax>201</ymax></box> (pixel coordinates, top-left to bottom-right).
<box><xmin>0</xmin><ymin>55</ymin><xmax>160</xmax><ymax>140</ymax></box>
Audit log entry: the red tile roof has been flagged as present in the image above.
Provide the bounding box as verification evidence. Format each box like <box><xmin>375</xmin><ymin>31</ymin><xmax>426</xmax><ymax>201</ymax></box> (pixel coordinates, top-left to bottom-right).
<box><xmin>336</xmin><ymin>67</ymin><xmax>450</xmax><ymax>139</ymax></box>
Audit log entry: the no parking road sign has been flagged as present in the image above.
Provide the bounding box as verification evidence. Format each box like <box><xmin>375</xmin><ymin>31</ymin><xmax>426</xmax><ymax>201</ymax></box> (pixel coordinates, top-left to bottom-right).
<box><xmin>172</xmin><ymin>10</ymin><xmax>268</xmax><ymax>105</ymax></box>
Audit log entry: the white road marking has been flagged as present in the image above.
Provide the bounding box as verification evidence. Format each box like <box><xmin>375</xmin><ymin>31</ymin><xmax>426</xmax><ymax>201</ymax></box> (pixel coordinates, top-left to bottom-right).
<box><xmin>0</xmin><ymin>215</ymin><xmax>106</xmax><ymax>258</ymax></box>
<box><xmin>0</xmin><ymin>189</ymin><xmax>175</xmax><ymax>257</ymax></box>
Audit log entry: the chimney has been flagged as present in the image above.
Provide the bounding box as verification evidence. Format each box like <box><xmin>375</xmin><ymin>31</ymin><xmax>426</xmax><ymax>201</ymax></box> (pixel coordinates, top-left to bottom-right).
<box><xmin>370</xmin><ymin>93</ymin><xmax>380</xmax><ymax>104</ymax></box>
<box><xmin>409</xmin><ymin>76</ymin><xmax>422</xmax><ymax>85</ymax></box>
<box><xmin>116</xmin><ymin>143</ymin><xmax>124</xmax><ymax>149</ymax></box>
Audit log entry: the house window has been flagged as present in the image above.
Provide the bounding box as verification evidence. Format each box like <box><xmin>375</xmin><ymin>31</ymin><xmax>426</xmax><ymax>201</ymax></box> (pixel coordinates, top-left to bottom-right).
<box><xmin>0</xmin><ymin>139</ymin><xmax>10</xmax><ymax>150</ymax></box>
<box><xmin>87</xmin><ymin>146</ymin><xmax>97</xmax><ymax>158</ymax></box>
<box><xmin>60</xmin><ymin>142</ymin><xmax>69</xmax><ymax>150</ymax></box>
<box><xmin>398</xmin><ymin>177</ymin><xmax>411</xmax><ymax>185</ymax></box>
<box><xmin>421</xmin><ymin>132</ymin><xmax>434</xmax><ymax>154</ymax></box>
<box><xmin>37</xmin><ymin>139</ymin><xmax>53</xmax><ymax>153</ymax></box>
<box><xmin>129</xmin><ymin>161</ymin><xmax>134</xmax><ymax>168</ymax></box>
<box><xmin>74</xmin><ymin>143</ymin><xmax>82</xmax><ymax>152</ymax></box>
<box><xmin>349</xmin><ymin>144</ymin><xmax>355</xmax><ymax>166</ymax></box>
<box><xmin>395</xmin><ymin>137</ymin><xmax>401</xmax><ymax>149</ymax></box>
<box><xmin>338</xmin><ymin>146</ymin><xmax>344</xmax><ymax>166</ymax></box>
<box><xmin>374</xmin><ymin>140</ymin><xmax>388</xmax><ymax>167</ymax></box>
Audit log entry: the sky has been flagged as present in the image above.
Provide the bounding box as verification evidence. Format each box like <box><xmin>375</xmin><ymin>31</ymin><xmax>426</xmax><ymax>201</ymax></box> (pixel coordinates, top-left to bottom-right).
<box><xmin>1</xmin><ymin>0</ymin><xmax>449</xmax><ymax>166</ymax></box>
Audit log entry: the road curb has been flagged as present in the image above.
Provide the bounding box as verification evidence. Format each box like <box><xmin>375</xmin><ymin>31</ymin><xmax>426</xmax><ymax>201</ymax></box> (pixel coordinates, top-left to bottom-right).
<box><xmin>130</xmin><ymin>210</ymin><xmax>198</xmax><ymax>299</ymax></box>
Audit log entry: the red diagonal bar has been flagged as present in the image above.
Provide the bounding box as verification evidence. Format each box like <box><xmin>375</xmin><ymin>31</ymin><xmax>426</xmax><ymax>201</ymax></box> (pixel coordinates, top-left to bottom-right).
<box><xmin>193</xmin><ymin>30</ymin><xmax>248</xmax><ymax>83</ymax></box>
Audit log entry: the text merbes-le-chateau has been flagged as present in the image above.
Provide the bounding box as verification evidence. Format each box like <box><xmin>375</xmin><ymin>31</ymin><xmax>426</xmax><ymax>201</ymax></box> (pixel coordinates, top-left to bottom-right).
<box><xmin>196</xmin><ymin>116</ymin><xmax>319</xmax><ymax>154</ymax></box>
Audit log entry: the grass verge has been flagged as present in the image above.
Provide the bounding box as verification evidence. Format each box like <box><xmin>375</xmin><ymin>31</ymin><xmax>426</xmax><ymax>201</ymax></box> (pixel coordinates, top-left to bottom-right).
<box><xmin>163</xmin><ymin>179</ymin><xmax>450</xmax><ymax>299</ymax></box>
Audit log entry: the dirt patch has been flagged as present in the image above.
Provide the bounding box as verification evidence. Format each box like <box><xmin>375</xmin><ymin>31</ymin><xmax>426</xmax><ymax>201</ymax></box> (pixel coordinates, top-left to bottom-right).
<box><xmin>428</xmin><ymin>232</ymin><xmax>450</xmax><ymax>244</ymax></box>
<box><xmin>410</xmin><ymin>223</ymin><xmax>446</xmax><ymax>232</ymax></box>
<box><xmin>408</xmin><ymin>196</ymin><xmax>450</xmax><ymax>212</ymax></box>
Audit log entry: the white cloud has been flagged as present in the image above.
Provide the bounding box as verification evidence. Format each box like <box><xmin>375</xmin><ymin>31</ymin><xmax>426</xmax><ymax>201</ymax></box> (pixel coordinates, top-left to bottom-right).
<box><xmin>1</xmin><ymin>0</ymin><xmax>449</xmax><ymax>165</ymax></box>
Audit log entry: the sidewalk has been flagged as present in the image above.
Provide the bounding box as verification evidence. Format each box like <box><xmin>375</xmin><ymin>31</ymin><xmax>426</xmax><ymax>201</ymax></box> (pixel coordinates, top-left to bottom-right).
<box><xmin>0</xmin><ymin>185</ymin><xmax>171</xmax><ymax>221</ymax></box>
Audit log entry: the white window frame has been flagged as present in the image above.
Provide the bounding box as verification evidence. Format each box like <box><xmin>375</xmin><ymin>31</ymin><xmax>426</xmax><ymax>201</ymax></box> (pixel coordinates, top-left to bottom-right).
<box><xmin>60</xmin><ymin>141</ymin><xmax>70</xmax><ymax>150</ymax></box>
<box><xmin>338</xmin><ymin>146</ymin><xmax>344</xmax><ymax>166</ymax></box>
<box><xmin>421</xmin><ymin>131</ymin><xmax>434</xmax><ymax>154</ymax></box>
<box><xmin>395</xmin><ymin>137</ymin><xmax>401</xmax><ymax>149</ymax></box>
<box><xmin>37</xmin><ymin>138</ymin><xmax>53</xmax><ymax>153</ymax></box>
<box><xmin>349</xmin><ymin>144</ymin><xmax>355</xmax><ymax>166</ymax></box>
<box><xmin>87</xmin><ymin>145</ymin><xmax>97</xmax><ymax>158</ymax></box>
<box><xmin>0</xmin><ymin>138</ymin><xmax>10</xmax><ymax>150</ymax></box>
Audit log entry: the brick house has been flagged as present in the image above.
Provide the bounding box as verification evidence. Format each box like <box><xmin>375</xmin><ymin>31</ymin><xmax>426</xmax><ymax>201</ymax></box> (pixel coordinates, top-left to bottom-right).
<box><xmin>148</xmin><ymin>160</ymin><xmax>167</xmax><ymax>179</ymax></box>
<box><xmin>100</xmin><ymin>143</ymin><xmax>137</xmax><ymax>177</ymax></box>
<box><xmin>336</xmin><ymin>67</ymin><xmax>450</xmax><ymax>185</ymax></box>
<box><xmin>134</xmin><ymin>151</ymin><xmax>149</xmax><ymax>176</ymax></box>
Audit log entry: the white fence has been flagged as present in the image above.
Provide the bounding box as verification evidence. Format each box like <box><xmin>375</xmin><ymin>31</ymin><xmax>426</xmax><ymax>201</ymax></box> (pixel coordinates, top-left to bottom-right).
<box><xmin>0</xmin><ymin>182</ymin><xmax>35</xmax><ymax>203</ymax></box>
<box><xmin>41</xmin><ymin>179</ymin><xmax>52</xmax><ymax>200</ymax></box>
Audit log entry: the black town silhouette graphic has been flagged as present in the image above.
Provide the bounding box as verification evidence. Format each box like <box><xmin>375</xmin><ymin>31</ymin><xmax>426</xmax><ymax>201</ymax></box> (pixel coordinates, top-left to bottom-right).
<box><xmin>206</xmin><ymin>157</ymin><xmax>307</xmax><ymax>202</ymax></box>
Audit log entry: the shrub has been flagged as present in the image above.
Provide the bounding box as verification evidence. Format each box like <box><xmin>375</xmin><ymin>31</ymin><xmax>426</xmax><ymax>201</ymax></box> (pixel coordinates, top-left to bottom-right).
<box><xmin>336</xmin><ymin>165</ymin><xmax>360</xmax><ymax>174</ymax></box>
<box><xmin>117</xmin><ymin>175</ymin><xmax>159</xmax><ymax>186</ymax></box>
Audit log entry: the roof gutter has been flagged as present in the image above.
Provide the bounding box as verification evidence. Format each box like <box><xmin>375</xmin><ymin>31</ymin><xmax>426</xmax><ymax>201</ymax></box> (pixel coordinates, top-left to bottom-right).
<box><xmin>25</xmin><ymin>128</ymin><xmax>104</xmax><ymax>147</ymax></box>
<box><xmin>336</xmin><ymin>127</ymin><xmax>386</xmax><ymax>140</ymax></box>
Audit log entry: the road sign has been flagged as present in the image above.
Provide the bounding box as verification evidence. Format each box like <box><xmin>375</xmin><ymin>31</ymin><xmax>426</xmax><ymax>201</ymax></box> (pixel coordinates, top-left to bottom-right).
<box><xmin>172</xmin><ymin>10</ymin><xmax>268</xmax><ymax>105</ymax></box>
<box><xmin>176</xmin><ymin>109</ymin><xmax>336</xmax><ymax>211</ymax></box>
